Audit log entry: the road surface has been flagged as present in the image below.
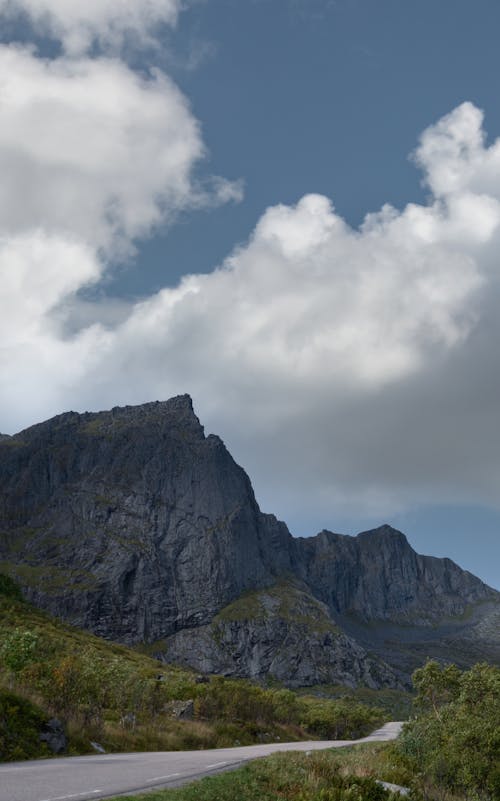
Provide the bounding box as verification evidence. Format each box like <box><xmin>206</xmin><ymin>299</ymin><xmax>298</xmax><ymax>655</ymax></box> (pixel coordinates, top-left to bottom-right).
<box><xmin>0</xmin><ymin>721</ymin><xmax>403</xmax><ymax>801</ymax></box>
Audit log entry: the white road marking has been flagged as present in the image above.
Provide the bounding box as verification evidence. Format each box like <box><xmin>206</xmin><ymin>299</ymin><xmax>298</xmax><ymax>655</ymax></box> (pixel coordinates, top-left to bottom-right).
<box><xmin>206</xmin><ymin>761</ymin><xmax>229</xmax><ymax>768</ymax></box>
<box><xmin>40</xmin><ymin>791</ymin><xmax>102</xmax><ymax>801</ymax></box>
<box><xmin>147</xmin><ymin>773</ymin><xmax>181</xmax><ymax>782</ymax></box>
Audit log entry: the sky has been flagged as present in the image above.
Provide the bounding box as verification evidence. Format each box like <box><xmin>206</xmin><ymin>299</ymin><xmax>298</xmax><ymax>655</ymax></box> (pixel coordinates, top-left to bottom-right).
<box><xmin>1</xmin><ymin>0</ymin><xmax>500</xmax><ymax>589</ymax></box>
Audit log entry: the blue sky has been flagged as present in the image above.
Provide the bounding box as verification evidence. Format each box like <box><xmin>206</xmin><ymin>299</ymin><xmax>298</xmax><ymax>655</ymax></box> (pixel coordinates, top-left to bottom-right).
<box><xmin>1</xmin><ymin>0</ymin><xmax>500</xmax><ymax>588</ymax></box>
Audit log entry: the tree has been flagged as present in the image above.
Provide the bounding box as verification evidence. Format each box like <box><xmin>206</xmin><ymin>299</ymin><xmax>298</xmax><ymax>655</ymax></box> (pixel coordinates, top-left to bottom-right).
<box><xmin>412</xmin><ymin>659</ymin><xmax>461</xmax><ymax>719</ymax></box>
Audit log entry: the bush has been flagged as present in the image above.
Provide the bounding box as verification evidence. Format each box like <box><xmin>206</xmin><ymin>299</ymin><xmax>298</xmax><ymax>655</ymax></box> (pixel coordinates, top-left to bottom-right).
<box><xmin>0</xmin><ymin>574</ymin><xmax>23</xmax><ymax>601</ymax></box>
<box><xmin>0</xmin><ymin>628</ymin><xmax>38</xmax><ymax>677</ymax></box>
<box><xmin>0</xmin><ymin>689</ymin><xmax>49</xmax><ymax>761</ymax></box>
<box><xmin>397</xmin><ymin>661</ymin><xmax>500</xmax><ymax>800</ymax></box>
<box><xmin>300</xmin><ymin>697</ymin><xmax>383</xmax><ymax>740</ymax></box>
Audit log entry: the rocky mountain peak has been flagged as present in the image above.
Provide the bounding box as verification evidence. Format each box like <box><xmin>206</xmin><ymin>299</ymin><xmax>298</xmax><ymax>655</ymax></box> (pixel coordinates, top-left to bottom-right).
<box><xmin>357</xmin><ymin>524</ymin><xmax>408</xmax><ymax>543</ymax></box>
<box><xmin>7</xmin><ymin>394</ymin><xmax>202</xmax><ymax>444</ymax></box>
<box><xmin>0</xmin><ymin>396</ymin><xmax>498</xmax><ymax>687</ymax></box>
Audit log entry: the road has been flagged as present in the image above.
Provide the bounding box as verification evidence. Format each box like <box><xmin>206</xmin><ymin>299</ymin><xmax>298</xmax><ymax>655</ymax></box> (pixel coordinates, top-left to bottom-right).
<box><xmin>0</xmin><ymin>722</ymin><xmax>403</xmax><ymax>801</ymax></box>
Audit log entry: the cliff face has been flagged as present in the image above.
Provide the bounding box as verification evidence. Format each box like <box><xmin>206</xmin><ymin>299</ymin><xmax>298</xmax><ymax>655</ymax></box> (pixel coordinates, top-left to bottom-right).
<box><xmin>0</xmin><ymin>397</ymin><xmax>292</xmax><ymax>643</ymax></box>
<box><xmin>295</xmin><ymin>527</ymin><xmax>492</xmax><ymax>624</ymax></box>
<box><xmin>0</xmin><ymin>396</ymin><xmax>498</xmax><ymax>686</ymax></box>
<box><xmin>163</xmin><ymin>580</ymin><xmax>399</xmax><ymax>689</ymax></box>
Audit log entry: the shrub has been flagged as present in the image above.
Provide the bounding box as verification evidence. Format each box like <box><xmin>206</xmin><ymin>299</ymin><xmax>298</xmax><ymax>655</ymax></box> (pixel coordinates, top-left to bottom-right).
<box><xmin>0</xmin><ymin>628</ymin><xmax>38</xmax><ymax>677</ymax></box>
<box><xmin>398</xmin><ymin>661</ymin><xmax>500</xmax><ymax>800</ymax></box>
<box><xmin>0</xmin><ymin>689</ymin><xmax>49</xmax><ymax>761</ymax></box>
<box><xmin>0</xmin><ymin>574</ymin><xmax>23</xmax><ymax>601</ymax></box>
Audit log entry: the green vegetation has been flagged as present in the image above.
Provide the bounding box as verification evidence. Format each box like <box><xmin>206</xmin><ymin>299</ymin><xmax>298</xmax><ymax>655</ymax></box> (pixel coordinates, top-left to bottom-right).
<box><xmin>0</xmin><ymin>573</ymin><xmax>23</xmax><ymax>601</ymax></box>
<box><xmin>4</xmin><ymin>570</ymin><xmax>498</xmax><ymax>801</ymax></box>
<box><xmin>0</xmin><ymin>560</ymin><xmax>97</xmax><ymax>594</ymax></box>
<box><xmin>298</xmin><ymin>685</ymin><xmax>414</xmax><ymax>721</ymax></box>
<box><xmin>0</xmin><ymin>690</ymin><xmax>50</xmax><ymax>761</ymax></box>
<box><xmin>0</xmin><ymin>574</ymin><xmax>386</xmax><ymax>761</ymax></box>
<box><xmin>214</xmin><ymin>579</ymin><xmax>340</xmax><ymax>634</ymax></box>
<box><xmin>3</xmin><ymin>570</ymin><xmax>498</xmax><ymax>801</ymax></box>
<box><xmin>107</xmin><ymin>746</ymin><xmax>407</xmax><ymax>801</ymax></box>
<box><xmin>396</xmin><ymin>660</ymin><xmax>500</xmax><ymax>800</ymax></box>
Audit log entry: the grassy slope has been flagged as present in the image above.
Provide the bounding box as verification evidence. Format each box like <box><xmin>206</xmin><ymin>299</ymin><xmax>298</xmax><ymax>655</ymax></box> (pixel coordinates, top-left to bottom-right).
<box><xmin>0</xmin><ymin>581</ymin><xmax>387</xmax><ymax>761</ymax></box>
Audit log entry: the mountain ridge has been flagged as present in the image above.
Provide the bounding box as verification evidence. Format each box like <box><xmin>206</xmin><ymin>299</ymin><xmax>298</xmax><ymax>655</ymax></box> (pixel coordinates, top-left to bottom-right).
<box><xmin>1</xmin><ymin>395</ymin><xmax>498</xmax><ymax>687</ymax></box>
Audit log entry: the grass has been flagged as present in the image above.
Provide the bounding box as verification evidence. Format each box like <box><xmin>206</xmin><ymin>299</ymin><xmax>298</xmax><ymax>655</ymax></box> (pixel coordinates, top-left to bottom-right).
<box><xmin>103</xmin><ymin>744</ymin><xmax>411</xmax><ymax>801</ymax></box>
<box><xmin>0</xmin><ymin>689</ymin><xmax>51</xmax><ymax>761</ymax></box>
<box><xmin>214</xmin><ymin>579</ymin><xmax>340</xmax><ymax>635</ymax></box>
<box><xmin>0</xmin><ymin>560</ymin><xmax>97</xmax><ymax>593</ymax></box>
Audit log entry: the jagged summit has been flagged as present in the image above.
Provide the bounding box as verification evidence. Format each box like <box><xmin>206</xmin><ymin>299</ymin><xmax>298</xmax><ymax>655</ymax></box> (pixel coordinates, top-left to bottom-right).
<box><xmin>0</xmin><ymin>397</ymin><xmax>498</xmax><ymax>686</ymax></box>
<box><xmin>357</xmin><ymin>524</ymin><xmax>408</xmax><ymax>541</ymax></box>
<box><xmin>10</xmin><ymin>394</ymin><xmax>202</xmax><ymax>440</ymax></box>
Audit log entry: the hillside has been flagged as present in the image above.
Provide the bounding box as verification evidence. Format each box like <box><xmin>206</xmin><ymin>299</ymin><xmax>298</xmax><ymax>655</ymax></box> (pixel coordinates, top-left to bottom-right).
<box><xmin>0</xmin><ymin>395</ymin><xmax>498</xmax><ymax>687</ymax></box>
<box><xmin>0</xmin><ymin>577</ymin><xmax>388</xmax><ymax>761</ymax></box>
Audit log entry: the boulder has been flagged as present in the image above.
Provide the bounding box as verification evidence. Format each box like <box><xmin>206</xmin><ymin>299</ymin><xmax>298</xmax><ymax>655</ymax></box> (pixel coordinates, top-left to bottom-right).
<box><xmin>39</xmin><ymin>718</ymin><xmax>67</xmax><ymax>754</ymax></box>
<box><xmin>164</xmin><ymin>699</ymin><xmax>194</xmax><ymax>720</ymax></box>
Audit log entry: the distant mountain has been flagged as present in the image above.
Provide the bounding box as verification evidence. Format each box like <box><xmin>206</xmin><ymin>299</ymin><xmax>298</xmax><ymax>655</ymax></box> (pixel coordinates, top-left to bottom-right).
<box><xmin>0</xmin><ymin>396</ymin><xmax>498</xmax><ymax>687</ymax></box>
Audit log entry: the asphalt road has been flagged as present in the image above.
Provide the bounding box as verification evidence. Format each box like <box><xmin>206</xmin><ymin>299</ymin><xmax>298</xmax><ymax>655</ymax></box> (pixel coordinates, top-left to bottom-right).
<box><xmin>0</xmin><ymin>722</ymin><xmax>404</xmax><ymax>801</ymax></box>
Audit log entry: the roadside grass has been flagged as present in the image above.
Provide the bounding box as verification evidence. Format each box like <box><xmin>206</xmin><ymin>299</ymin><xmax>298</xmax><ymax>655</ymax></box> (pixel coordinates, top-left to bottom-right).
<box><xmin>105</xmin><ymin>745</ymin><xmax>410</xmax><ymax>801</ymax></box>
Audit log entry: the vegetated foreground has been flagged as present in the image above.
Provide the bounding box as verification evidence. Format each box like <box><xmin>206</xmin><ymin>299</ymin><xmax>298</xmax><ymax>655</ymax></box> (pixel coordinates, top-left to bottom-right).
<box><xmin>104</xmin><ymin>745</ymin><xmax>408</xmax><ymax>801</ymax></box>
<box><xmin>105</xmin><ymin>661</ymin><xmax>500</xmax><ymax>801</ymax></box>
<box><xmin>1</xmin><ymin>573</ymin><xmax>498</xmax><ymax>801</ymax></box>
<box><xmin>0</xmin><ymin>574</ymin><xmax>389</xmax><ymax>761</ymax></box>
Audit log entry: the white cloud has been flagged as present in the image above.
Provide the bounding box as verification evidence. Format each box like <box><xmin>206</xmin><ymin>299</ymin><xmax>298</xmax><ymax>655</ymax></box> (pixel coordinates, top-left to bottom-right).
<box><xmin>3</xmin><ymin>102</ymin><xmax>500</xmax><ymax>528</ymax></box>
<box><xmin>0</xmin><ymin>45</ymin><xmax>226</xmax><ymax>257</ymax></box>
<box><xmin>414</xmin><ymin>102</ymin><xmax>500</xmax><ymax>199</ymax></box>
<box><xmin>0</xmin><ymin>231</ymin><xmax>105</xmax><ymax>426</ymax></box>
<box><xmin>0</xmin><ymin>0</ymin><xmax>183</xmax><ymax>55</ymax></box>
<box><xmin>0</xmin><ymin>39</ymin><xmax>241</xmax><ymax>431</ymax></box>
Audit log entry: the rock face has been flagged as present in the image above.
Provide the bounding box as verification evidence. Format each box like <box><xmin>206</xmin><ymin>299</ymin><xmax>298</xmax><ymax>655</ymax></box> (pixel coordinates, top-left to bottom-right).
<box><xmin>296</xmin><ymin>527</ymin><xmax>492</xmax><ymax>624</ymax></box>
<box><xmin>163</xmin><ymin>580</ymin><xmax>399</xmax><ymax>688</ymax></box>
<box><xmin>0</xmin><ymin>396</ymin><xmax>499</xmax><ymax>686</ymax></box>
<box><xmin>0</xmin><ymin>397</ymin><xmax>292</xmax><ymax>643</ymax></box>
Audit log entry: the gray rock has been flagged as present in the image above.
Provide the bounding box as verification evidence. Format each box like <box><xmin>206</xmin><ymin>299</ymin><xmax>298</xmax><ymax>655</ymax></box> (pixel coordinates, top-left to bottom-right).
<box><xmin>0</xmin><ymin>397</ymin><xmax>292</xmax><ymax>644</ymax></box>
<box><xmin>163</xmin><ymin>581</ymin><xmax>399</xmax><ymax>689</ymax></box>
<box><xmin>376</xmin><ymin>780</ymin><xmax>410</xmax><ymax>796</ymax></box>
<box><xmin>0</xmin><ymin>396</ymin><xmax>498</xmax><ymax>687</ymax></box>
<box><xmin>39</xmin><ymin>718</ymin><xmax>67</xmax><ymax>754</ymax></box>
<box><xmin>164</xmin><ymin>700</ymin><xmax>194</xmax><ymax>720</ymax></box>
<box><xmin>296</xmin><ymin>525</ymin><xmax>492</xmax><ymax>624</ymax></box>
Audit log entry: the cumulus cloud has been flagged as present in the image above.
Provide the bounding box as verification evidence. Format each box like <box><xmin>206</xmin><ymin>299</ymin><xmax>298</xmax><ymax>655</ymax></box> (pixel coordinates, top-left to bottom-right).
<box><xmin>0</xmin><ymin>37</ymin><xmax>241</xmax><ymax>430</ymax></box>
<box><xmin>0</xmin><ymin>0</ymin><xmax>182</xmax><ymax>54</ymax></box>
<box><xmin>3</xmin><ymin>102</ymin><xmax>500</xmax><ymax>529</ymax></box>
<box><xmin>0</xmin><ymin>45</ymin><xmax>238</xmax><ymax>256</ymax></box>
<box><xmin>0</xmin><ymin>231</ymin><xmax>104</xmax><ymax>425</ymax></box>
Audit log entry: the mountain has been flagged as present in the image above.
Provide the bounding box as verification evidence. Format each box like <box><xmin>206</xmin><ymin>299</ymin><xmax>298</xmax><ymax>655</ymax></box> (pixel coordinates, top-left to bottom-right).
<box><xmin>0</xmin><ymin>396</ymin><xmax>498</xmax><ymax>687</ymax></box>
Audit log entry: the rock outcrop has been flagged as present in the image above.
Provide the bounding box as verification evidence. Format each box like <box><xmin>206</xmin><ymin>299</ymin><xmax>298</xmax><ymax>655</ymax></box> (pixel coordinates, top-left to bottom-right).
<box><xmin>0</xmin><ymin>395</ymin><xmax>498</xmax><ymax>686</ymax></box>
<box><xmin>163</xmin><ymin>580</ymin><xmax>399</xmax><ymax>688</ymax></box>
